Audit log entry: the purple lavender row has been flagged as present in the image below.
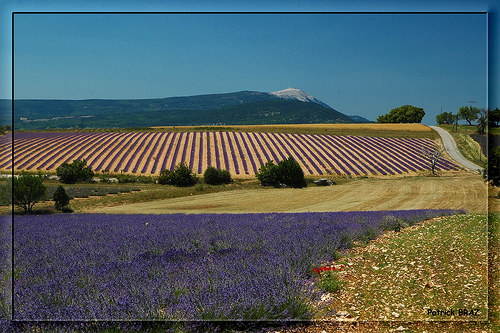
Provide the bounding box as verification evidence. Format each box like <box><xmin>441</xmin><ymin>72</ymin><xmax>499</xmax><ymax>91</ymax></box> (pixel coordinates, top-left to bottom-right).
<box><xmin>149</xmin><ymin>132</ymin><xmax>172</xmax><ymax>174</ymax></box>
<box><xmin>142</xmin><ymin>132</ymin><xmax>167</xmax><ymax>173</ymax></box>
<box><xmin>98</xmin><ymin>133</ymin><xmax>138</xmax><ymax>173</ymax></box>
<box><xmin>346</xmin><ymin>136</ymin><xmax>401</xmax><ymax>174</ymax></box>
<box><xmin>13</xmin><ymin>209</ymin><xmax>463</xmax><ymax>320</ymax></box>
<box><xmin>48</xmin><ymin>133</ymin><xmax>121</xmax><ymax>169</ymax></box>
<box><xmin>339</xmin><ymin>136</ymin><xmax>390</xmax><ymax>175</ymax></box>
<box><xmin>189</xmin><ymin>132</ymin><xmax>197</xmax><ymax>171</ymax></box>
<box><xmin>287</xmin><ymin>133</ymin><xmax>324</xmax><ymax>175</ymax></box>
<box><xmin>230</xmin><ymin>132</ymin><xmax>249</xmax><ymax>174</ymax></box>
<box><xmin>242</xmin><ymin>132</ymin><xmax>263</xmax><ymax>172</ymax></box>
<box><xmin>249</xmin><ymin>132</ymin><xmax>271</xmax><ymax>165</ymax></box>
<box><xmin>17</xmin><ymin>133</ymin><xmax>88</xmax><ymax>170</ymax></box>
<box><xmin>219</xmin><ymin>132</ymin><xmax>235</xmax><ymax>173</ymax></box>
<box><xmin>292</xmin><ymin>133</ymin><xmax>331</xmax><ymax>174</ymax></box>
<box><xmin>363</xmin><ymin>136</ymin><xmax>422</xmax><ymax>172</ymax></box>
<box><xmin>179</xmin><ymin>132</ymin><xmax>192</xmax><ymax>167</ymax></box>
<box><xmin>117</xmin><ymin>132</ymin><xmax>150</xmax><ymax>173</ymax></box>
<box><xmin>159</xmin><ymin>132</ymin><xmax>179</xmax><ymax>172</ymax></box>
<box><xmin>132</xmin><ymin>132</ymin><xmax>161</xmax><ymax>173</ymax></box>
<box><xmin>94</xmin><ymin>132</ymin><xmax>135</xmax><ymax>172</ymax></box>
<box><xmin>377</xmin><ymin>136</ymin><xmax>433</xmax><ymax>171</ymax></box>
<box><xmin>313</xmin><ymin>135</ymin><xmax>355</xmax><ymax>175</ymax></box>
<box><xmin>305</xmin><ymin>135</ymin><xmax>346</xmax><ymax>175</ymax></box>
<box><xmin>167</xmin><ymin>132</ymin><xmax>184</xmax><ymax>171</ymax></box>
<box><xmin>205</xmin><ymin>132</ymin><xmax>211</xmax><ymax>169</ymax></box>
<box><xmin>125</xmin><ymin>132</ymin><xmax>156</xmax><ymax>173</ymax></box>
<box><xmin>319</xmin><ymin>135</ymin><xmax>366</xmax><ymax>175</ymax></box>
<box><xmin>276</xmin><ymin>133</ymin><xmax>314</xmax><ymax>174</ymax></box>
<box><xmin>13</xmin><ymin>135</ymin><xmax>68</xmax><ymax>169</ymax></box>
<box><xmin>110</xmin><ymin>132</ymin><xmax>147</xmax><ymax>173</ymax></box>
<box><xmin>238</xmin><ymin>132</ymin><xmax>258</xmax><ymax>174</ymax></box>
<box><xmin>38</xmin><ymin>134</ymin><xmax>112</xmax><ymax>170</ymax></box>
<box><xmin>354</xmin><ymin>136</ymin><xmax>409</xmax><ymax>174</ymax></box>
<box><xmin>257</xmin><ymin>132</ymin><xmax>284</xmax><ymax>163</ymax></box>
<box><xmin>330</xmin><ymin>135</ymin><xmax>378</xmax><ymax>175</ymax></box>
<box><xmin>224</xmin><ymin>132</ymin><xmax>240</xmax><ymax>174</ymax></box>
<box><xmin>0</xmin><ymin>137</ymin><xmax>40</xmax><ymax>169</ymax></box>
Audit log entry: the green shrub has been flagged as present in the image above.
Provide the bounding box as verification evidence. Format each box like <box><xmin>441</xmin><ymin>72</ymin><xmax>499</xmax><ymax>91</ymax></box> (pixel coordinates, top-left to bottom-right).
<box><xmin>10</xmin><ymin>172</ymin><xmax>47</xmax><ymax>213</ymax></box>
<box><xmin>56</xmin><ymin>159</ymin><xmax>94</xmax><ymax>184</ymax></box>
<box><xmin>203</xmin><ymin>166</ymin><xmax>232</xmax><ymax>185</ymax></box>
<box><xmin>277</xmin><ymin>156</ymin><xmax>307</xmax><ymax>188</ymax></box>
<box><xmin>158</xmin><ymin>163</ymin><xmax>198</xmax><ymax>187</ymax></box>
<box><xmin>52</xmin><ymin>185</ymin><xmax>71</xmax><ymax>211</ymax></box>
<box><xmin>256</xmin><ymin>161</ymin><xmax>280</xmax><ymax>187</ymax></box>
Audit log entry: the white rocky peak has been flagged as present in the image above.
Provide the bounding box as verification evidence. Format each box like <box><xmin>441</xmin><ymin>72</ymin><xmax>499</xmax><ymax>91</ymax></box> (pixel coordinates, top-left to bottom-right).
<box><xmin>270</xmin><ymin>88</ymin><xmax>331</xmax><ymax>109</ymax></box>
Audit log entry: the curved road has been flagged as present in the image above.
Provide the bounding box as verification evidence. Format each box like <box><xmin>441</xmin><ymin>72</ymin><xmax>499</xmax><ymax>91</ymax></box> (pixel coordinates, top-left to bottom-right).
<box><xmin>429</xmin><ymin>125</ymin><xmax>483</xmax><ymax>174</ymax></box>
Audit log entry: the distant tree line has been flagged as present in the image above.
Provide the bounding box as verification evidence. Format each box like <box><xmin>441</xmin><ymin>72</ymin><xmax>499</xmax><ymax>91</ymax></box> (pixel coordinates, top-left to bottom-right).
<box><xmin>436</xmin><ymin>106</ymin><xmax>498</xmax><ymax>135</ymax></box>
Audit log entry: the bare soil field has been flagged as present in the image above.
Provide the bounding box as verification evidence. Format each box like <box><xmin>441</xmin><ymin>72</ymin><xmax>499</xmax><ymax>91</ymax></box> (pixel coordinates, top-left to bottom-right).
<box><xmin>91</xmin><ymin>174</ymin><xmax>487</xmax><ymax>214</ymax></box>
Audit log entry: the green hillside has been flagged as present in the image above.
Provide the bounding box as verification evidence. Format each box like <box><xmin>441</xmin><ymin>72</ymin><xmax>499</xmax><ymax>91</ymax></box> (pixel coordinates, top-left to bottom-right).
<box><xmin>3</xmin><ymin>90</ymin><xmax>361</xmax><ymax>130</ymax></box>
<box><xmin>13</xmin><ymin>99</ymin><xmax>356</xmax><ymax>130</ymax></box>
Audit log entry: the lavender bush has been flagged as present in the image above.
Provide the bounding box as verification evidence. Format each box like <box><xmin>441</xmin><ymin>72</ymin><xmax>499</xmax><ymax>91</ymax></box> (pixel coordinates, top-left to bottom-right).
<box><xmin>12</xmin><ymin>209</ymin><xmax>462</xmax><ymax>321</ymax></box>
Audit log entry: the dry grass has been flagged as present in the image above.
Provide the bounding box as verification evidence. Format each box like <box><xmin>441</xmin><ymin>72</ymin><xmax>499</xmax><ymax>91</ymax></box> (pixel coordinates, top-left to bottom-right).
<box><xmin>91</xmin><ymin>174</ymin><xmax>487</xmax><ymax>214</ymax></box>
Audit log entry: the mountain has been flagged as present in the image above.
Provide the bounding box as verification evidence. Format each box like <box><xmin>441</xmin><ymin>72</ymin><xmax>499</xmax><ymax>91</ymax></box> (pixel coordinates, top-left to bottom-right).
<box><xmin>270</xmin><ymin>88</ymin><xmax>332</xmax><ymax>109</ymax></box>
<box><xmin>348</xmin><ymin>115</ymin><xmax>373</xmax><ymax>123</ymax></box>
<box><xmin>5</xmin><ymin>88</ymin><xmax>361</xmax><ymax>130</ymax></box>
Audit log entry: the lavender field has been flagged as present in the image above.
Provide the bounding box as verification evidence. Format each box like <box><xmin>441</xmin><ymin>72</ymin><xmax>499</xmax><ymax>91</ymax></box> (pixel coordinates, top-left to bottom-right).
<box><xmin>12</xmin><ymin>210</ymin><xmax>463</xmax><ymax>321</ymax></box>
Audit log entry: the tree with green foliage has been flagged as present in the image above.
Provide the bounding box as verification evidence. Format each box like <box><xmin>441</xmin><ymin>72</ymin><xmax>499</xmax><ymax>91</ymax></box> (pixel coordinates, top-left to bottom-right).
<box><xmin>203</xmin><ymin>166</ymin><xmax>232</xmax><ymax>185</ymax></box>
<box><xmin>436</xmin><ymin>112</ymin><xmax>455</xmax><ymax>125</ymax></box>
<box><xmin>476</xmin><ymin>108</ymin><xmax>488</xmax><ymax>135</ymax></box>
<box><xmin>56</xmin><ymin>159</ymin><xmax>94</xmax><ymax>184</ymax></box>
<box><xmin>53</xmin><ymin>185</ymin><xmax>71</xmax><ymax>211</ymax></box>
<box><xmin>489</xmin><ymin>107</ymin><xmax>500</xmax><ymax>127</ymax></box>
<box><xmin>256</xmin><ymin>161</ymin><xmax>281</xmax><ymax>187</ymax></box>
<box><xmin>377</xmin><ymin>105</ymin><xmax>425</xmax><ymax>123</ymax></box>
<box><xmin>158</xmin><ymin>163</ymin><xmax>198</xmax><ymax>187</ymax></box>
<box><xmin>277</xmin><ymin>156</ymin><xmax>307</xmax><ymax>188</ymax></box>
<box><xmin>10</xmin><ymin>172</ymin><xmax>47</xmax><ymax>213</ymax></box>
<box><xmin>458</xmin><ymin>106</ymin><xmax>479</xmax><ymax>126</ymax></box>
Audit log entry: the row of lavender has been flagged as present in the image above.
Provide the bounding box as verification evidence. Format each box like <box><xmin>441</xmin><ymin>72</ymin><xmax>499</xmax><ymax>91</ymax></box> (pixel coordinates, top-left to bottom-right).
<box><xmin>12</xmin><ymin>209</ymin><xmax>462</xmax><ymax>320</ymax></box>
<box><xmin>1</xmin><ymin>131</ymin><xmax>460</xmax><ymax>176</ymax></box>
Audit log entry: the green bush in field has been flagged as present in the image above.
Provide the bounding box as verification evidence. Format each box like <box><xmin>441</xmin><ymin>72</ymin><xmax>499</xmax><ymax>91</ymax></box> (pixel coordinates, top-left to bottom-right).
<box><xmin>256</xmin><ymin>161</ymin><xmax>280</xmax><ymax>187</ymax></box>
<box><xmin>203</xmin><ymin>166</ymin><xmax>232</xmax><ymax>185</ymax></box>
<box><xmin>158</xmin><ymin>163</ymin><xmax>198</xmax><ymax>187</ymax></box>
<box><xmin>10</xmin><ymin>172</ymin><xmax>47</xmax><ymax>213</ymax></box>
<box><xmin>53</xmin><ymin>185</ymin><xmax>71</xmax><ymax>211</ymax></box>
<box><xmin>277</xmin><ymin>156</ymin><xmax>307</xmax><ymax>188</ymax></box>
<box><xmin>56</xmin><ymin>159</ymin><xmax>94</xmax><ymax>184</ymax></box>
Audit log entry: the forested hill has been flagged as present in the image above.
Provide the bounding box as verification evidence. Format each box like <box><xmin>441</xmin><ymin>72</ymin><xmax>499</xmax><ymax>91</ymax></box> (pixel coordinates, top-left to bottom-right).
<box><xmin>2</xmin><ymin>90</ymin><xmax>361</xmax><ymax>130</ymax></box>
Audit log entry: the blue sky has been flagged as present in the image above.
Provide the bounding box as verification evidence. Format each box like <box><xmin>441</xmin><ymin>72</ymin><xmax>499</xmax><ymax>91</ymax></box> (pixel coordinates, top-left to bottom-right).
<box><xmin>1</xmin><ymin>1</ymin><xmax>497</xmax><ymax>126</ymax></box>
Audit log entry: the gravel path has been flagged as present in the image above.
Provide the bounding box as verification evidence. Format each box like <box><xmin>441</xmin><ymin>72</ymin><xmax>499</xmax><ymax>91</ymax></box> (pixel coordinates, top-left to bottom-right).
<box><xmin>429</xmin><ymin>125</ymin><xmax>483</xmax><ymax>173</ymax></box>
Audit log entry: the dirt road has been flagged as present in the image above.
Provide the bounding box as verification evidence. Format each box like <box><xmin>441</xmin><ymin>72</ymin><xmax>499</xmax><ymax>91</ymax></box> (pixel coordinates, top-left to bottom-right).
<box><xmin>92</xmin><ymin>175</ymin><xmax>487</xmax><ymax>214</ymax></box>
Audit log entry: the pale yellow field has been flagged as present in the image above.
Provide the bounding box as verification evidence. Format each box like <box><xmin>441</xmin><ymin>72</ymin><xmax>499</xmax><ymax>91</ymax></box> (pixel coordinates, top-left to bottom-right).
<box><xmin>91</xmin><ymin>175</ymin><xmax>487</xmax><ymax>214</ymax></box>
<box><xmin>152</xmin><ymin>123</ymin><xmax>433</xmax><ymax>133</ymax></box>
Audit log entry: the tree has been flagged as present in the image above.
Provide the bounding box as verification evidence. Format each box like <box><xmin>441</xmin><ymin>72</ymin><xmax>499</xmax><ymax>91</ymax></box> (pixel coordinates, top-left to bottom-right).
<box><xmin>476</xmin><ymin>108</ymin><xmax>488</xmax><ymax>135</ymax></box>
<box><xmin>377</xmin><ymin>105</ymin><xmax>425</xmax><ymax>123</ymax></box>
<box><xmin>158</xmin><ymin>163</ymin><xmax>198</xmax><ymax>187</ymax></box>
<box><xmin>203</xmin><ymin>166</ymin><xmax>232</xmax><ymax>185</ymax></box>
<box><xmin>10</xmin><ymin>172</ymin><xmax>47</xmax><ymax>213</ymax></box>
<box><xmin>53</xmin><ymin>185</ymin><xmax>71</xmax><ymax>211</ymax></box>
<box><xmin>277</xmin><ymin>156</ymin><xmax>307</xmax><ymax>188</ymax></box>
<box><xmin>489</xmin><ymin>107</ymin><xmax>500</xmax><ymax>127</ymax></box>
<box><xmin>436</xmin><ymin>112</ymin><xmax>455</xmax><ymax>125</ymax></box>
<box><xmin>56</xmin><ymin>159</ymin><xmax>94</xmax><ymax>184</ymax></box>
<box><xmin>458</xmin><ymin>106</ymin><xmax>479</xmax><ymax>126</ymax></box>
<box><xmin>422</xmin><ymin>147</ymin><xmax>445</xmax><ymax>175</ymax></box>
<box><xmin>256</xmin><ymin>161</ymin><xmax>280</xmax><ymax>187</ymax></box>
